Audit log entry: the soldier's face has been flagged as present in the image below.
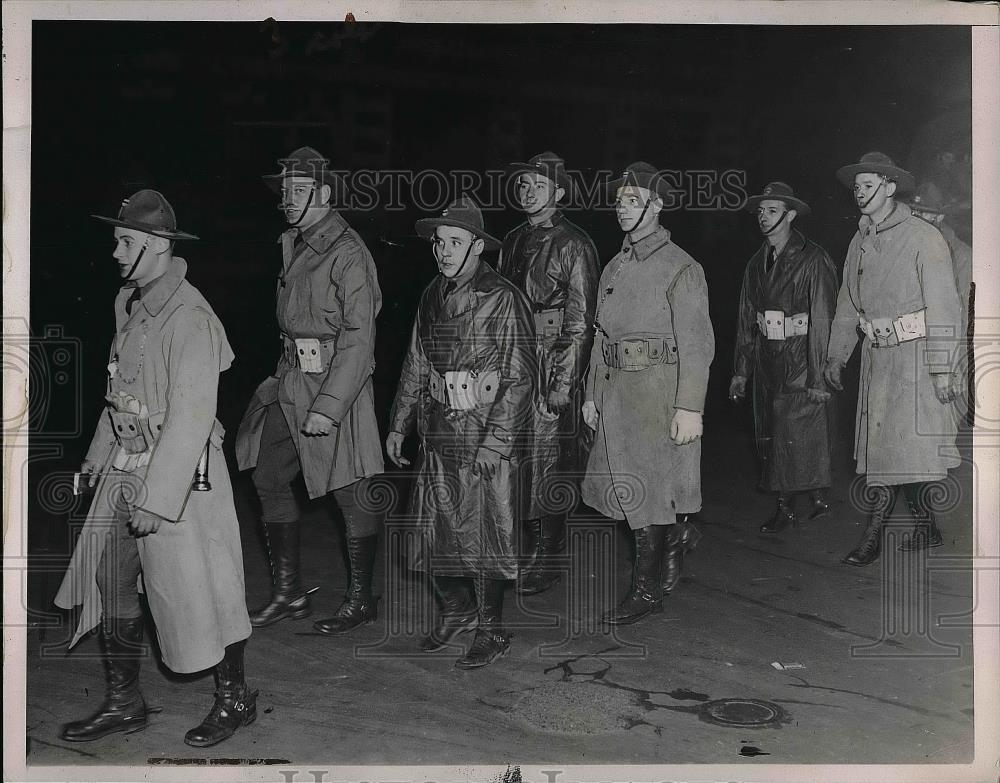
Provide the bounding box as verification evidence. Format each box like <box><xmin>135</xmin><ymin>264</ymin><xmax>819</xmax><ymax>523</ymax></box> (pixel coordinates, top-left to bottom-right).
<box><xmin>433</xmin><ymin>226</ymin><xmax>482</xmax><ymax>278</ymax></box>
<box><xmin>756</xmin><ymin>200</ymin><xmax>788</xmax><ymax>234</ymax></box>
<box><xmin>853</xmin><ymin>173</ymin><xmax>895</xmax><ymax>215</ymax></box>
<box><xmin>112</xmin><ymin>228</ymin><xmax>155</xmax><ymax>281</ymax></box>
<box><xmin>615</xmin><ymin>186</ymin><xmax>660</xmax><ymax>232</ymax></box>
<box><xmin>516</xmin><ymin>173</ymin><xmax>562</xmax><ymax>214</ymax></box>
<box><xmin>280</xmin><ymin>176</ymin><xmax>327</xmax><ymax>227</ymax></box>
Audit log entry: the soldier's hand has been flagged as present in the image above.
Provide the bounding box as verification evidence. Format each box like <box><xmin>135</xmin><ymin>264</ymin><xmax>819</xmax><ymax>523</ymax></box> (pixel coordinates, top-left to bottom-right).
<box><xmin>823</xmin><ymin>359</ymin><xmax>845</xmax><ymax>391</ymax></box>
<box><xmin>670</xmin><ymin>409</ymin><xmax>703</xmax><ymax>446</ymax></box>
<box><xmin>386</xmin><ymin>431</ymin><xmax>410</xmax><ymax>468</ymax></box>
<box><xmin>130</xmin><ymin>508</ymin><xmax>162</xmax><ymax>538</ymax></box>
<box><xmin>729</xmin><ymin>375</ymin><xmax>747</xmax><ymax>402</ymax></box>
<box><xmin>546</xmin><ymin>389</ymin><xmax>572</xmax><ymax>413</ymax></box>
<box><xmin>472</xmin><ymin>447</ymin><xmax>504</xmax><ymax>480</ymax></box>
<box><xmin>807</xmin><ymin>387</ymin><xmax>832</xmax><ymax>404</ymax></box>
<box><xmin>302</xmin><ymin>411</ymin><xmax>336</xmax><ymax>437</ymax></box>
<box><xmin>582</xmin><ymin>401</ymin><xmax>599</xmax><ymax>430</ymax></box>
<box><xmin>932</xmin><ymin>372</ymin><xmax>957</xmax><ymax>404</ymax></box>
<box><xmin>80</xmin><ymin>459</ymin><xmax>101</xmax><ymax>488</ymax></box>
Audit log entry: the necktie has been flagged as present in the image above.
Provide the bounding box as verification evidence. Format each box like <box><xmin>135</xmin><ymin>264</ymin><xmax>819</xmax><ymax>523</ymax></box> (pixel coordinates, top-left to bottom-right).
<box><xmin>765</xmin><ymin>246</ymin><xmax>776</xmax><ymax>276</ymax></box>
<box><xmin>293</xmin><ymin>229</ymin><xmax>304</xmax><ymax>248</ymax></box>
<box><xmin>443</xmin><ymin>281</ymin><xmax>456</xmax><ymax>299</ymax></box>
<box><xmin>125</xmin><ymin>287</ymin><xmax>141</xmax><ymax>315</ymax></box>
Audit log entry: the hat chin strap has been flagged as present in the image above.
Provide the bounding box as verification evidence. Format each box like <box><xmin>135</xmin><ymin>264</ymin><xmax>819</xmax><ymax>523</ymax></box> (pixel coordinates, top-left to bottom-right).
<box><xmin>436</xmin><ymin>239</ymin><xmax>475</xmax><ymax>279</ymax></box>
<box><xmin>858</xmin><ymin>180</ymin><xmax>884</xmax><ymax>210</ymax></box>
<box><xmin>284</xmin><ymin>186</ymin><xmax>316</xmax><ymax>227</ymax></box>
<box><xmin>626</xmin><ymin>197</ymin><xmax>654</xmax><ymax>240</ymax></box>
<box><xmin>122</xmin><ymin>238</ymin><xmax>150</xmax><ymax>283</ymax></box>
<box><xmin>761</xmin><ymin>210</ymin><xmax>788</xmax><ymax>236</ymax></box>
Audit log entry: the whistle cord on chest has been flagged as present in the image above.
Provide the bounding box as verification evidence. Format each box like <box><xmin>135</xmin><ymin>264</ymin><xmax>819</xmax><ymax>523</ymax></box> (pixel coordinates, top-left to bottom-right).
<box><xmin>112</xmin><ymin>329</ymin><xmax>149</xmax><ymax>385</ymax></box>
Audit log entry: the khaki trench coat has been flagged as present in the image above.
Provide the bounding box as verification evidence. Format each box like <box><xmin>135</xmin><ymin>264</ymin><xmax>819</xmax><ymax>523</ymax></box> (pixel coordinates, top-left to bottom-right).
<box><xmin>498</xmin><ymin>212</ymin><xmax>599</xmax><ymax>518</ymax></box>
<box><xmin>389</xmin><ymin>262</ymin><xmax>537</xmax><ymax>579</ymax></box>
<box><xmin>827</xmin><ymin>203</ymin><xmax>962</xmax><ymax>485</ymax></box>
<box><xmin>582</xmin><ymin>226</ymin><xmax>715</xmax><ymax>529</ymax></box>
<box><xmin>55</xmin><ymin>258</ymin><xmax>251</xmax><ymax>674</ymax></box>
<box><xmin>235</xmin><ymin>210</ymin><xmax>385</xmax><ymax>498</ymax></box>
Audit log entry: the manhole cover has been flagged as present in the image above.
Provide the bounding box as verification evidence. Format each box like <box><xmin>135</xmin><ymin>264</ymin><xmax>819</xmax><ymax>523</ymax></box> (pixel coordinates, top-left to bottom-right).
<box><xmin>699</xmin><ymin>698</ymin><xmax>786</xmax><ymax>728</ymax></box>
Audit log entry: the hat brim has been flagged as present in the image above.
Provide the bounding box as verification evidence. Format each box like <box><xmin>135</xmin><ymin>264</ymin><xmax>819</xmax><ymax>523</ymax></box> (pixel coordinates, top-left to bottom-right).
<box><xmin>607</xmin><ymin>176</ymin><xmax>684</xmax><ymax>201</ymax></box>
<box><xmin>744</xmin><ymin>194</ymin><xmax>811</xmax><ymax>216</ymax></box>
<box><xmin>836</xmin><ymin>163</ymin><xmax>915</xmax><ymax>194</ymax></box>
<box><xmin>262</xmin><ymin>171</ymin><xmax>344</xmax><ymax>194</ymax></box>
<box><xmin>92</xmin><ymin>215</ymin><xmax>199</xmax><ymax>241</ymax></box>
<box><xmin>505</xmin><ymin>162</ymin><xmax>574</xmax><ymax>198</ymax></box>
<box><xmin>414</xmin><ymin>217</ymin><xmax>501</xmax><ymax>252</ymax></box>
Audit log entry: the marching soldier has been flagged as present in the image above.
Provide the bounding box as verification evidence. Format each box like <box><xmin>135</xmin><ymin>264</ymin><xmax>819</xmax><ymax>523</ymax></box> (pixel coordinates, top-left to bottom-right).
<box><xmin>731</xmin><ymin>182</ymin><xmax>839</xmax><ymax>532</ymax></box>
<box><xmin>581</xmin><ymin>162</ymin><xmax>714</xmax><ymax>625</ymax></box>
<box><xmin>236</xmin><ymin>147</ymin><xmax>385</xmax><ymax>634</ymax></box>
<box><xmin>55</xmin><ymin>190</ymin><xmax>255</xmax><ymax>747</ymax></box>
<box><xmin>825</xmin><ymin>152</ymin><xmax>962</xmax><ymax>566</ymax></box>
<box><xmin>387</xmin><ymin>196</ymin><xmax>536</xmax><ymax>668</ymax></box>
<box><xmin>498</xmin><ymin>151</ymin><xmax>599</xmax><ymax>595</ymax></box>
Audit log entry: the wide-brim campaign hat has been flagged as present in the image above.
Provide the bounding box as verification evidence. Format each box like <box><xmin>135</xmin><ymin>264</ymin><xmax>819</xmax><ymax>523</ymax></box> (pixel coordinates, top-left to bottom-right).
<box><xmin>415</xmin><ymin>195</ymin><xmax>501</xmax><ymax>251</ymax></box>
<box><xmin>607</xmin><ymin>161</ymin><xmax>684</xmax><ymax>200</ymax></box>
<box><xmin>506</xmin><ymin>150</ymin><xmax>574</xmax><ymax>199</ymax></box>
<box><xmin>92</xmin><ymin>189</ymin><xmax>199</xmax><ymax>240</ymax></box>
<box><xmin>905</xmin><ymin>181</ymin><xmax>952</xmax><ymax>216</ymax></box>
<box><xmin>836</xmin><ymin>151</ymin><xmax>915</xmax><ymax>194</ymax></box>
<box><xmin>744</xmin><ymin>181</ymin><xmax>811</xmax><ymax>216</ymax></box>
<box><xmin>262</xmin><ymin>146</ymin><xmax>345</xmax><ymax>193</ymax></box>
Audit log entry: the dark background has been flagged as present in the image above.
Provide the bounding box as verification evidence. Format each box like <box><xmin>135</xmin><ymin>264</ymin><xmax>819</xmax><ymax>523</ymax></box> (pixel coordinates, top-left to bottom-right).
<box><xmin>27</xmin><ymin>21</ymin><xmax>972</xmax><ymax>598</ymax></box>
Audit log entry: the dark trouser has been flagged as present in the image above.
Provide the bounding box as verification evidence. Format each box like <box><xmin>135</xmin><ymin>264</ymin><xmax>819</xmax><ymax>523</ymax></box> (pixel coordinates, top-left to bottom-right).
<box><xmin>251</xmin><ymin>403</ymin><xmax>380</xmax><ymax>535</ymax></box>
<box><xmin>95</xmin><ymin>506</ymin><xmax>143</xmax><ymax>622</ymax></box>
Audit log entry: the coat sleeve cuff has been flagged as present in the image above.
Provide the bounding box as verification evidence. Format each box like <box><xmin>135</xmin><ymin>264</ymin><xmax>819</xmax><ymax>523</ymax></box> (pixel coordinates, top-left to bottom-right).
<box><xmin>479</xmin><ymin>426</ymin><xmax>516</xmax><ymax>459</ymax></box>
<box><xmin>308</xmin><ymin>393</ymin><xmax>344</xmax><ymax>425</ymax></box>
<box><xmin>134</xmin><ymin>504</ymin><xmax>179</xmax><ymax>524</ymax></box>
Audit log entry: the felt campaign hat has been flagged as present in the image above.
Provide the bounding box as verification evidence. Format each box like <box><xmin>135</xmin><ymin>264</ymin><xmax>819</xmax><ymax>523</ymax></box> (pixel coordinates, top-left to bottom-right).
<box><xmin>92</xmin><ymin>189</ymin><xmax>199</xmax><ymax>240</ymax></box>
<box><xmin>744</xmin><ymin>181</ymin><xmax>811</xmax><ymax>216</ymax></box>
<box><xmin>415</xmin><ymin>195</ymin><xmax>501</xmax><ymax>252</ymax></box>
<box><xmin>836</xmin><ymin>151</ymin><xmax>915</xmax><ymax>194</ymax></box>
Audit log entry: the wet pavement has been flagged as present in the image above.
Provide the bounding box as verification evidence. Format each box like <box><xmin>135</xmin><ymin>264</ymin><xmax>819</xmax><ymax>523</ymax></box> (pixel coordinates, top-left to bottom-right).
<box><xmin>23</xmin><ymin>414</ymin><xmax>977</xmax><ymax>766</ymax></box>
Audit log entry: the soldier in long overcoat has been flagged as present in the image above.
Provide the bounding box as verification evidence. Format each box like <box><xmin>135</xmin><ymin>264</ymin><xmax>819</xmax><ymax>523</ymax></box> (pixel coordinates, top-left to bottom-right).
<box><xmin>386</xmin><ymin>196</ymin><xmax>536</xmax><ymax>669</ymax></box>
<box><xmin>581</xmin><ymin>162</ymin><xmax>715</xmax><ymax>625</ymax></box>
<box><xmin>235</xmin><ymin>147</ymin><xmax>385</xmax><ymax>635</ymax></box>
<box><xmin>824</xmin><ymin>153</ymin><xmax>962</xmax><ymax>566</ymax></box>
<box><xmin>497</xmin><ymin>151</ymin><xmax>599</xmax><ymax>595</ymax></box>
<box><xmin>55</xmin><ymin>190</ymin><xmax>255</xmax><ymax>748</ymax></box>
<box><xmin>731</xmin><ymin>182</ymin><xmax>839</xmax><ymax>533</ymax></box>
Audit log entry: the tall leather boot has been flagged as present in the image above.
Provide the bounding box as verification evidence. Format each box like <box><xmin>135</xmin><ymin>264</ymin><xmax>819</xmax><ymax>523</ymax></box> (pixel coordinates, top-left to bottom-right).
<box><xmin>250</xmin><ymin>522</ymin><xmax>311</xmax><ymax>627</ymax></box>
<box><xmin>603</xmin><ymin>524</ymin><xmax>668</xmax><ymax>626</ymax></box>
<box><xmin>60</xmin><ymin>616</ymin><xmax>149</xmax><ymax>742</ymax></box>
<box><xmin>808</xmin><ymin>488</ymin><xmax>831</xmax><ymax>520</ymax></box>
<box><xmin>455</xmin><ymin>576</ymin><xmax>510</xmax><ymax>669</ymax></box>
<box><xmin>516</xmin><ymin>514</ymin><xmax>566</xmax><ymax>596</ymax></box>
<box><xmin>760</xmin><ymin>495</ymin><xmax>797</xmax><ymax>533</ymax></box>
<box><xmin>313</xmin><ymin>535</ymin><xmax>379</xmax><ymax>634</ymax></box>
<box><xmin>420</xmin><ymin>575</ymin><xmax>478</xmax><ymax>652</ymax></box>
<box><xmin>184</xmin><ymin>640</ymin><xmax>258</xmax><ymax>747</ymax></box>
<box><xmin>662</xmin><ymin>514</ymin><xmax>701</xmax><ymax>594</ymax></box>
<box><xmin>843</xmin><ymin>485</ymin><xmax>896</xmax><ymax>566</ymax></box>
<box><xmin>898</xmin><ymin>494</ymin><xmax>944</xmax><ymax>552</ymax></box>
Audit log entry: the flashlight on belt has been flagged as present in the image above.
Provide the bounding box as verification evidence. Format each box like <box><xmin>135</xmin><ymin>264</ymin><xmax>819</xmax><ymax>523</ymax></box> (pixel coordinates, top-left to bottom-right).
<box><xmin>193</xmin><ymin>444</ymin><xmax>212</xmax><ymax>491</ymax></box>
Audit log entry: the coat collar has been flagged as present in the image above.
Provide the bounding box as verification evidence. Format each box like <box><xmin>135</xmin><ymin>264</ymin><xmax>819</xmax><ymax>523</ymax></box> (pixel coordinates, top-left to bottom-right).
<box><xmin>859</xmin><ymin>200</ymin><xmax>911</xmax><ymax>235</ymax></box>
<box><xmin>431</xmin><ymin>260</ymin><xmax>500</xmax><ymax>320</ymax></box>
<box><xmin>118</xmin><ymin>257</ymin><xmax>187</xmax><ymax>319</ymax></box>
<box><xmin>622</xmin><ymin>224</ymin><xmax>671</xmax><ymax>262</ymax></box>
<box><xmin>280</xmin><ymin>209</ymin><xmax>350</xmax><ymax>255</ymax></box>
<box><xmin>758</xmin><ymin>228</ymin><xmax>807</xmax><ymax>262</ymax></box>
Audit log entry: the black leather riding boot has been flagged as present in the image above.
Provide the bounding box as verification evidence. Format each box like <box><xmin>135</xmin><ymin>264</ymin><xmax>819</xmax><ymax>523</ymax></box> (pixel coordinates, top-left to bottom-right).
<box><xmin>184</xmin><ymin>640</ymin><xmax>258</xmax><ymax>747</ymax></box>
<box><xmin>843</xmin><ymin>485</ymin><xmax>896</xmax><ymax>566</ymax></box>
<box><xmin>516</xmin><ymin>513</ymin><xmax>567</xmax><ymax>596</ymax></box>
<box><xmin>250</xmin><ymin>522</ymin><xmax>311</xmax><ymax>627</ymax></box>
<box><xmin>604</xmin><ymin>524</ymin><xmax>668</xmax><ymax>626</ymax></box>
<box><xmin>662</xmin><ymin>514</ymin><xmax>701</xmax><ymax>594</ymax></box>
<box><xmin>455</xmin><ymin>577</ymin><xmax>510</xmax><ymax>669</ymax></box>
<box><xmin>313</xmin><ymin>534</ymin><xmax>379</xmax><ymax>635</ymax></box>
<box><xmin>760</xmin><ymin>495</ymin><xmax>797</xmax><ymax>533</ymax></box>
<box><xmin>898</xmin><ymin>484</ymin><xmax>945</xmax><ymax>551</ymax></box>
<box><xmin>60</xmin><ymin>616</ymin><xmax>149</xmax><ymax>742</ymax></box>
<box><xmin>808</xmin><ymin>488</ymin><xmax>832</xmax><ymax>519</ymax></box>
<box><xmin>420</xmin><ymin>575</ymin><xmax>478</xmax><ymax>652</ymax></box>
